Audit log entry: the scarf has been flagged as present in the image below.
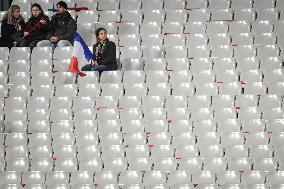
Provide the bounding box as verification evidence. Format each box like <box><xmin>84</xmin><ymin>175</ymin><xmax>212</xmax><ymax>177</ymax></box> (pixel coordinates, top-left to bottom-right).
<box><xmin>14</xmin><ymin>18</ymin><xmax>22</xmax><ymax>31</ymax></box>
<box><xmin>95</xmin><ymin>41</ymin><xmax>106</xmax><ymax>62</ymax></box>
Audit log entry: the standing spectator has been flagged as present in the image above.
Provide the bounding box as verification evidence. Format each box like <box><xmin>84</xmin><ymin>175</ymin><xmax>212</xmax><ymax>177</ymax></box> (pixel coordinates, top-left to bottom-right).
<box><xmin>37</xmin><ymin>1</ymin><xmax>76</xmax><ymax>47</ymax></box>
<box><xmin>81</xmin><ymin>28</ymin><xmax>118</xmax><ymax>72</ymax></box>
<box><xmin>0</xmin><ymin>4</ymin><xmax>25</xmax><ymax>48</ymax></box>
<box><xmin>23</xmin><ymin>3</ymin><xmax>50</xmax><ymax>49</ymax></box>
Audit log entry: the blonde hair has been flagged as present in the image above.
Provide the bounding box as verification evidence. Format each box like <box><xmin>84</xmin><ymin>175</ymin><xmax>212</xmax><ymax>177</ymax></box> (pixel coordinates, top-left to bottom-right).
<box><xmin>2</xmin><ymin>4</ymin><xmax>23</xmax><ymax>24</ymax></box>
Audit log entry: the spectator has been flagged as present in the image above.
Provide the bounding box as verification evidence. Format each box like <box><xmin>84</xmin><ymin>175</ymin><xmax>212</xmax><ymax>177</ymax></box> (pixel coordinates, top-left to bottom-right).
<box><xmin>23</xmin><ymin>3</ymin><xmax>49</xmax><ymax>49</ymax></box>
<box><xmin>37</xmin><ymin>1</ymin><xmax>76</xmax><ymax>47</ymax></box>
<box><xmin>0</xmin><ymin>4</ymin><xmax>25</xmax><ymax>48</ymax></box>
<box><xmin>81</xmin><ymin>28</ymin><xmax>118</xmax><ymax>72</ymax></box>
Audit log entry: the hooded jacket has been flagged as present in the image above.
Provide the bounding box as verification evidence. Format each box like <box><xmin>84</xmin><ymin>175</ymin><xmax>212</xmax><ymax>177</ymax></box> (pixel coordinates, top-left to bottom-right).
<box><xmin>47</xmin><ymin>11</ymin><xmax>77</xmax><ymax>44</ymax></box>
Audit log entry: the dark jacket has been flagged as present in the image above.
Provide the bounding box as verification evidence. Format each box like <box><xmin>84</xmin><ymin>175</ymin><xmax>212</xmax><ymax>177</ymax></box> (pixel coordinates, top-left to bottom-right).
<box><xmin>24</xmin><ymin>15</ymin><xmax>50</xmax><ymax>43</ymax></box>
<box><xmin>0</xmin><ymin>18</ymin><xmax>25</xmax><ymax>48</ymax></box>
<box><xmin>47</xmin><ymin>11</ymin><xmax>77</xmax><ymax>44</ymax></box>
<box><xmin>93</xmin><ymin>39</ymin><xmax>118</xmax><ymax>70</ymax></box>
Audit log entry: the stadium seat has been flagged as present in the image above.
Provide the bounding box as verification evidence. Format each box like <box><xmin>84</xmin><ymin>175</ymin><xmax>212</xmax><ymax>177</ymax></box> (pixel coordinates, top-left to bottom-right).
<box><xmin>255</xmin><ymin>33</ymin><xmax>276</xmax><ymax>46</ymax></box>
<box><xmin>143</xmin><ymin>10</ymin><xmax>165</xmax><ymax>22</ymax></box>
<box><xmin>231</xmin><ymin>33</ymin><xmax>253</xmax><ymax>46</ymax></box>
<box><xmin>234</xmin><ymin>9</ymin><xmax>256</xmax><ymax>21</ymax></box>
<box><xmin>231</xmin><ymin>0</ymin><xmax>252</xmax><ymax>8</ymax></box>
<box><xmin>0</xmin><ymin>52</ymin><xmax>7</xmax><ymax>68</ymax></box>
<box><xmin>256</xmin><ymin>8</ymin><xmax>278</xmax><ymax>21</ymax></box>
<box><xmin>184</xmin><ymin>21</ymin><xmax>206</xmax><ymax>34</ymax></box>
<box><xmin>236</xmin><ymin>57</ymin><xmax>259</xmax><ymax>72</ymax></box>
<box><xmin>97</xmin><ymin>0</ymin><xmax>119</xmax><ymax>10</ymax></box>
<box><xmin>209</xmin><ymin>33</ymin><xmax>230</xmax><ymax>46</ymax></box>
<box><xmin>31</xmin><ymin>59</ymin><xmax>52</xmax><ymax>73</ymax></box>
<box><xmin>193</xmin><ymin>119</ymin><xmax>216</xmax><ymax>135</ymax></box>
<box><xmin>229</xmin><ymin>21</ymin><xmax>251</xmax><ymax>35</ymax></box>
<box><xmin>141</xmin><ymin>0</ymin><xmax>163</xmax><ymax>10</ymax></box>
<box><xmin>77</xmin><ymin>10</ymin><xmax>99</xmax><ymax>24</ymax></box>
<box><xmin>140</xmin><ymin>22</ymin><xmax>162</xmax><ymax>35</ymax></box>
<box><xmin>253</xmin><ymin>0</ymin><xmax>275</xmax><ymax>8</ymax></box>
<box><xmin>216</xmin><ymin>171</ymin><xmax>241</xmax><ymax>185</ymax></box>
<box><xmin>9</xmin><ymin>47</ymin><xmax>30</xmax><ymax>60</ymax></box>
<box><xmin>251</xmin><ymin>21</ymin><xmax>273</xmax><ymax>34</ymax></box>
<box><xmin>166</xmin><ymin>10</ymin><xmax>188</xmax><ymax>22</ymax></box>
<box><xmin>53</xmin><ymin>46</ymin><xmax>73</xmax><ymax>60</ymax></box>
<box><xmin>191</xmin><ymin>171</ymin><xmax>215</xmax><ymax>184</ymax></box>
<box><xmin>241</xmin><ymin>171</ymin><xmax>265</xmax><ymax>185</ymax></box>
<box><xmin>143</xmin><ymin>171</ymin><xmax>167</xmax><ymax>185</ymax></box>
<box><xmin>142</xmin><ymin>46</ymin><xmax>165</xmax><ymax>59</ymax></box>
<box><xmin>162</xmin><ymin>22</ymin><xmax>184</xmax><ymax>34</ymax></box>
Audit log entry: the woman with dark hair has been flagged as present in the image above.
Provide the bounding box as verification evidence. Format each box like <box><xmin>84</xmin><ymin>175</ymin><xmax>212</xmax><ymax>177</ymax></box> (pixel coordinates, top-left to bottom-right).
<box><xmin>23</xmin><ymin>3</ymin><xmax>50</xmax><ymax>49</ymax></box>
<box><xmin>81</xmin><ymin>28</ymin><xmax>118</xmax><ymax>72</ymax></box>
<box><xmin>0</xmin><ymin>4</ymin><xmax>26</xmax><ymax>48</ymax></box>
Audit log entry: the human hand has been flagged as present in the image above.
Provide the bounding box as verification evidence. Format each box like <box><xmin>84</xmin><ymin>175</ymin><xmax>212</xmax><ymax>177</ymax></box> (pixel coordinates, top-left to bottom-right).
<box><xmin>40</xmin><ymin>19</ymin><xmax>46</xmax><ymax>24</ymax></box>
<box><xmin>91</xmin><ymin>60</ymin><xmax>98</xmax><ymax>67</ymax></box>
<box><xmin>24</xmin><ymin>32</ymin><xmax>29</xmax><ymax>37</ymax></box>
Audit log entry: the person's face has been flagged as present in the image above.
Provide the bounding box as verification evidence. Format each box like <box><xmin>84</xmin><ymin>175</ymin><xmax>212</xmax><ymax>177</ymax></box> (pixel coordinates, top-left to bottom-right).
<box><xmin>32</xmin><ymin>6</ymin><xmax>41</xmax><ymax>17</ymax></box>
<box><xmin>56</xmin><ymin>5</ymin><xmax>65</xmax><ymax>14</ymax></box>
<box><xmin>98</xmin><ymin>30</ymin><xmax>107</xmax><ymax>41</ymax></box>
<box><xmin>13</xmin><ymin>8</ymin><xmax>21</xmax><ymax>19</ymax></box>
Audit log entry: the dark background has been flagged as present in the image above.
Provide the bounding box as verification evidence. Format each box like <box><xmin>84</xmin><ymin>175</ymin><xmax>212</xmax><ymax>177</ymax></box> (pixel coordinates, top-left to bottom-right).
<box><xmin>0</xmin><ymin>0</ymin><xmax>13</xmax><ymax>11</ymax></box>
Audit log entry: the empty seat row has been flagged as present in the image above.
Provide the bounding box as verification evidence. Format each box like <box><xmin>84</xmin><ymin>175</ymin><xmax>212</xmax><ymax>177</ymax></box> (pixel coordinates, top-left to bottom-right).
<box><xmin>3</xmin><ymin>94</ymin><xmax>284</xmax><ymax>109</ymax></box>
<box><xmin>120</xmin><ymin>57</ymin><xmax>284</xmax><ymax>72</ymax></box>
<box><xmin>2</xmin><ymin>69</ymin><xmax>284</xmax><ymax>84</ymax></box>
<box><xmin>120</xmin><ymin>45</ymin><xmax>283</xmax><ymax>59</ymax></box>
<box><xmin>1</xmin><ymin>142</ymin><xmax>284</xmax><ymax>159</ymax></box>
<box><xmin>76</xmin><ymin>8</ymin><xmax>284</xmax><ymax>23</ymax></box>
<box><xmin>1</xmin><ymin>131</ymin><xmax>284</xmax><ymax>146</ymax></box>
<box><xmin>2</xmin><ymin>106</ymin><xmax>284</xmax><ymax>122</ymax></box>
<box><xmin>1</xmin><ymin>56</ymin><xmax>283</xmax><ymax>73</ymax></box>
<box><xmin>1</xmin><ymin>82</ymin><xmax>284</xmax><ymax>98</ymax></box>
<box><xmin>81</xmin><ymin>20</ymin><xmax>284</xmax><ymax>35</ymax></box>
<box><xmin>117</xmin><ymin>33</ymin><xmax>284</xmax><ymax>47</ymax></box>
<box><xmin>11</xmin><ymin>0</ymin><xmax>284</xmax><ymax>12</ymax></box>
<box><xmin>1</xmin><ymin>117</ymin><xmax>284</xmax><ymax>133</ymax></box>
<box><xmin>1</xmin><ymin>155</ymin><xmax>284</xmax><ymax>172</ymax></box>
<box><xmin>2</xmin><ymin>169</ymin><xmax>284</xmax><ymax>186</ymax></box>
<box><xmin>1</xmin><ymin>69</ymin><xmax>284</xmax><ymax>85</ymax></box>
<box><xmin>3</xmin><ymin>183</ymin><xmax>284</xmax><ymax>189</ymax></box>
<box><xmin>78</xmin><ymin>33</ymin><xmax>284</xmax><ymax>47</ymax></box>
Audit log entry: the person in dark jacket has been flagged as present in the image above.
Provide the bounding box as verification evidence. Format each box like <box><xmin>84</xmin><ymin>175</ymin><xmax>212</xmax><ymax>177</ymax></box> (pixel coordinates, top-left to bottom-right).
<box><xmin>37</xmin><ymin>1</ymin><xmax>77</xmax><ymax>47</ymax></box>
<box><xmin>23</xmin><ymin>3</ymin><xmax>50</xmax><ymax>49</ymax></box>
<box><xmin>0</xmin><ymin>4</ymin><xmax>26</xmax><ymax>48</ymax></box>
<box><xmin>81</xmin><ymin>28</ymin><xmax>118</xmax><ymax>72</ymax></box>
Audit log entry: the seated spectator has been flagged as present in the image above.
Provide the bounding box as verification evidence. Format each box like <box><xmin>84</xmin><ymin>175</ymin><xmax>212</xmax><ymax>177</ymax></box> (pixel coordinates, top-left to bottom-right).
<box><xmin>37</xmin><ymin>1</ymin><xmax>77</xmax><ymax>47</ymax></box>
<box><xmin>81</xmin><ymin>28</ymin><xmax>118</xmax><ymax>72</ymax></box>
<box><xmin>23</xmin><ymin>3</ymin><xmax>50</xmax><ymax>49</ymax></box>
<box><xmin>0</xmin><ymin>4</ymin><xmax>26</xmax><ymax>48</ymax></box>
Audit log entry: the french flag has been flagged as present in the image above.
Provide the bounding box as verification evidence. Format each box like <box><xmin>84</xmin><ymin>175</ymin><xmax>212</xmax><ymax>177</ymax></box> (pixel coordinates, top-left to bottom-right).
<box><xmin>68</xmin><ymin>32</ymin><xmax>93</xmax><ymax>77</ymax></box>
